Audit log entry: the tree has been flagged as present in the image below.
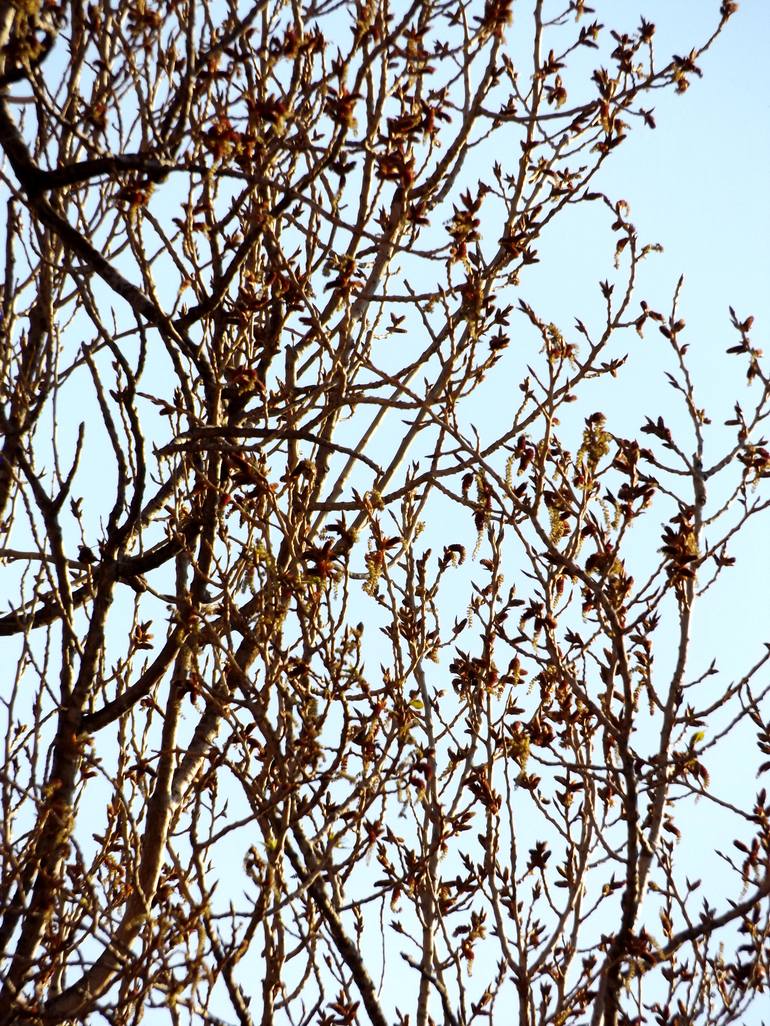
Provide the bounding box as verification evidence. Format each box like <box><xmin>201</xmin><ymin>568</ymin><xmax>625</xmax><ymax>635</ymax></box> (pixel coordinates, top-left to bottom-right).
<box><xmin>1</xmin><ymin>1</ymin><xmax>768</xmax><ymax>1024</ymax></box>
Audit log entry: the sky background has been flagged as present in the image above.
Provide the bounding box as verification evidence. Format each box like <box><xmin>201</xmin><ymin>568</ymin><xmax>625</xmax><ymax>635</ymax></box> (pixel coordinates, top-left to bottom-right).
<box><xmin>527</xmin><ymin>0</ymin><xmax>770</xmax><ymax>402</ymax></box>
<box><xmin>520</xmin><ymin>0</ymin><xmax>770</xmax><ymax>684</ymax></box>
<box><xmin>349</xmin><ymin>4</ymin><xmax>770</xmax><ymax>1019</ymax></box>
<box><xmin>402</xmin><ymin>0</ymin><xmax>770</xmax><ymax>721</ymax></box>
<box><xmin>494</xmin><ymin>6</ymin><xmax>770</xmax><ymax>1017</ymax></box>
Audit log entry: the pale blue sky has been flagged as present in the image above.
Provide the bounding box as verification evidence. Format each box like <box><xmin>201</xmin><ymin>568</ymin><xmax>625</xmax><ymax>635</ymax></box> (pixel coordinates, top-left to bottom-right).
<box><xmin>505</xmin><ymin>0</ymin><xmax>770</xmax><ymax>397</ymax></box>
